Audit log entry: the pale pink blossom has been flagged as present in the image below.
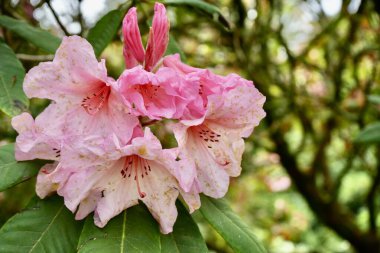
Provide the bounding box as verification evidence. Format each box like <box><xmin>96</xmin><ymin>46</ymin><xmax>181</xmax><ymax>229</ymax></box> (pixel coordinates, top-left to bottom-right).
<box><xmin>36</xmin><ymin>128</ymin><xmax>199</xmax><ymax>233</ymax></box>
<box><xmin>123</xmin><ymin>2</ymin><xmax>169</xmax><ymax>71</ymax></box>
<box><xmin>22</xmin><ymin>35</ymin><xmax>139</xmax><ymax>146</ymax></box>
<box><xmin>173</xmin><ymin>82</ymin><xmax>266</xmax><ymax>198</ymax></box>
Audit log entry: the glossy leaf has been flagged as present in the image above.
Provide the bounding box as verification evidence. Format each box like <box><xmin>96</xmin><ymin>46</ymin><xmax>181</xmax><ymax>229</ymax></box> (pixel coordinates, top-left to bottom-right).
<box><xmin>199</xmin><ymin>195</ymin><xmax>267</xmax><ymax>253</ymax></box>
<box><xmin>0</xmin><ymin>196</ymin><xmax>83</xmax><ymax>253</ymax></box>
<box><xmin>160</xmin><ymin>201</ymin><xmax>207</xmax><ymax>253</ymax></box>
<box><xmin>0</xmin><ymin>42</ymin><xmax>28</xmax><ymax>117</ymax></box>
<box><xmin>163</xmin><ymin>0</ymin><xmax>230</xmax><ymax>29</ymax></box>
<box><xmin>0</xmin><ymin>15</ymin><xmax>60</xmax><ymax>53</ymax></box>
<box><xmin>87</xmin><ymin>10</ymin><xmax>123</xmax><ymax>57</ymax></box>
<box><xmin>77</xmin><ymin>204</ymin><xmax>160</xmax><ymax>253</ymax></box>
<box><xmin>0</xmin><ymin>144</ymin><xmax>40</xmax><ymax>191</ymax></box>
<box><xmin>354</xmin><ymin>122</ymin><xmax>380</xmax><ymax>144</ymax></box>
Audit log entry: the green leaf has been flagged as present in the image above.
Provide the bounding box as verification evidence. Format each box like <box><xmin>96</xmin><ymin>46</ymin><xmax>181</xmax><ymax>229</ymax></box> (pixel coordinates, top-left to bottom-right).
<box><xmin>199</xmin><ymin>195</ymin><xmax>267</xmax><ymax>253</ymax></box>
<box><xmin>0</xmin><ymin>15</ymin><xmax>61</xmax><ymax>53</ymax></box>
<box><xmin>0</xmin><ymin>42</ymin><xmax>28</xmax><ymax>117</ymax></box>
<box><xmin>160</xmin><ymin>201</ymin><xmax>208</xmax><ymax>253</ymax></box>
<box><xmin>0</xmin><ymin>196</ymin><xmax>83</xmax><ymax>253</ymax></box>
<box><xmin>166</xmin><ymin>35</ymin><xmax>186</xmax><ymax>61</ymax></box>
<box><xmin>0</xmin><ymin>144</ymin><xmax>40</xmax><ymax>191</ymax></box>
<box><xmin>354</xmin><ymin>122</ymin><xmax>380</xmax><ymax>144</ymax></box>
<box><xmin>77</xmin><ymin>204</ymin><xmax>161</xmax><ymax>253</ymax></box>
<box><xmin>163</xmin><ymin>0</ymin><xmax>230</xmax><ymax>29</ymax></box>
<box><xmin>87</xmin><ymin>10</ymin><xmax>123</xmax><ymax>57</ymax></box>
<box><xmin>368</xmin><ymin>95</ymin><xmax>380</xmax><ymax>105</ymax></box>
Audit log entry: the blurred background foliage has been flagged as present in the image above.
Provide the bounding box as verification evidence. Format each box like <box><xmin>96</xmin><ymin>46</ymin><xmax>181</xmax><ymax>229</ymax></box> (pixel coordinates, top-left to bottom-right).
<box><xmin>1</xmin><ymin>0</ymin><xmax>380</xmax><ymax>252</ymax></box>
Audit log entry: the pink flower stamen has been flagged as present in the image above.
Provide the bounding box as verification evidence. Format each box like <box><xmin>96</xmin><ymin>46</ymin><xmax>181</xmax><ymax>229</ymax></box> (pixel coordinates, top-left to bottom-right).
<box><xmin>81</xmin><ymin>85</ymin><xmax>111</xmax><ymax>115</ymax></box>
<box><xmin>120</xmin><ymin>155</ymin><xmax>148</xmax><ymax>198</ymax></box>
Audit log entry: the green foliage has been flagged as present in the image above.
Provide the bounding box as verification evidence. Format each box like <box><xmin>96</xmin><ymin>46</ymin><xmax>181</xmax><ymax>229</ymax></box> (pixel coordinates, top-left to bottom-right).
<box><xmin>78</xmin><ymin>204</ymin><xmax>161</xmax><ymax>253</ymax></box>
<box><xmin>0</xmin><ymin>42</ymin><xmax>28</xmax><ymax>117</ymax></box>
<box><xmin>160</xmin><ymin>201</ymin><xmax>208</xmax><ymax>253</ymax></box>
<box><xmin>163</xmin><ymin>0</ymin><xmax>230</xmax><ymax>29</ymax></box>
<box><xmin>355</xmin><ymin>122</ymin><xmax>380</xmax><ymax>144</ymax></box>
<box><xmin>87</xmin><ymin>10</ymin><xmax>124</xmax><ymax>57</ymax></box>
<box><xmin>0</xmin><ymin>15</ymin><xmax>60</xmax><ymax>53</ymax></box>
<box><xmin>0</xmin><ymin>144</ymin><xmax>40</xmax><ymax>191</ymax></box>
<box><xmin>199</xmin><ymin>195</ymin><xmax>267</xmax><ymax>253</ymax></box>
<box><xmin>0</xmin><ymin>196</ymin><xmax>83</xmax><ymax>253</ymax></box>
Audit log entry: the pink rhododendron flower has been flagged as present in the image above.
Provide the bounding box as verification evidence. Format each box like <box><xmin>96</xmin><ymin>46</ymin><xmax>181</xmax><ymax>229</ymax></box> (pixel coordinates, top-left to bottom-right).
<box><xmin>23</xmin><ymin>35</ymin><xmax>139</xmax><ymax>146</ymax></box>
<box><xmin>119</xmin><ymin>3</ymin><xmax>198</xmax><ymax>120</ymax></box>
<box><xmin>118</xmin><ymin>66</ymin><xmax>198</xmax><ymax>120</ymax></box>
<box><xmin>170</xmin><ymin>63</ymin><xmax>266</xmax><ymax>197</ymax></box>
<box><xmin>36</xmin><ymin>128</ymin><xmax>199</xmax><ymax>233</ymax></box>
<box><xmin>11</xmin><ymin>2</ymin><xmax>266</xmax><ymax>233</ymax></box>
<box><xmin>123</xmin><ymin>2</ymin><xmax>169</xmax><ymax>71</ymax></box>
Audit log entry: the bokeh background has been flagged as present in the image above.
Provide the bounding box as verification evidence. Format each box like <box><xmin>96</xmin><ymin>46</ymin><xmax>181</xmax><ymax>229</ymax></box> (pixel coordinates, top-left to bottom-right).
<box><xmin>1</xmin><ymin>0</ymin><xmax>380</xmax><ymax>252</ymax></box>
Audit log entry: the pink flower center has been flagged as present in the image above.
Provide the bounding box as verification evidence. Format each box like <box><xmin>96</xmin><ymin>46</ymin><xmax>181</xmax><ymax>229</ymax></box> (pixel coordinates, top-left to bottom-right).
<box><xmin>193</xmin><ymin>125</ymin><xmax>230</xmax><ymax>166</ymax></box>
<box><xmin>135</xmin><ymin>83</ymin><xmax>161</xmax><ymax>102</ymax></box>
<box><xmin>81</xmin><ymin>85</ymin><xmax>111</xmax><ymax>115</ymax></box>
<box><xmin>120</xmin><ymin>155</ymin><xmax>151</xmax><ymax>198</ymax></box>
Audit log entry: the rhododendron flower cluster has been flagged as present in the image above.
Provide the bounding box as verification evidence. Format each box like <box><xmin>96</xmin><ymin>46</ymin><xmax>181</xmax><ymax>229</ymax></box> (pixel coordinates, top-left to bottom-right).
<box><xmin>12</xmin><ymin>3</ymin><xmax>265</xmax><ymax>234</ymax></box>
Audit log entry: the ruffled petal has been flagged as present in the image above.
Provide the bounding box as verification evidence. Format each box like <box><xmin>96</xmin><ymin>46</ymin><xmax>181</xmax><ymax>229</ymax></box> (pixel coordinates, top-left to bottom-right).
<box><xmin>12</xmin><ymin>103</ymin><xmax>68</xmax><ymax>161</ymax></box>
<box><xmin>140</xmin><ymin>160</ymin><xmax>179</xmax><ymax>234</ymax></box>
<box><xmin>206</xmin><ymin>85</ymin><xmax>266</xmax><ymax>137</ymax></box>
<box><xmin>24</xmin><ymin>36</ymin><xmax>108</xmax><ymax>102</ymax></box>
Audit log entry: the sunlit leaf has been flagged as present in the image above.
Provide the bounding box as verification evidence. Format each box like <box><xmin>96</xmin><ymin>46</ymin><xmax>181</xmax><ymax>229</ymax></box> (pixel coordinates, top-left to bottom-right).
<box><xmin>160</xmin><ymin>201</ymin><xmax>208</xmax><ymax>253</ymax></box>
<box><xmin>199</xmin><ymin>195</ymin><xmax>267</xmax><ymax>253</ymax></box>
<box><xmin>77</xmin><ymin>204</ymin><xmax>160</xmax><ymax>253</ymax></box>
<box><xmin>0</xmin><ymin>15</ymin><xmax>61</xmax><ymax>53</ymax></box>
<box><xmin>0</xmin><ymin>42</ymin><xmax>28</xmax><ymax>117</ymax></box>
<box><xmin>87</xmin><ymin>10</ymin><xmax>123</xmax><ymax>57</ymax></box>
<box><xmin>354</xmin><ymin>122</ymin><xmax>380</xmax><ymax>144</ymax></box>
<box><xmin>0</xmin><ymin>196</ymin><xmax>83</xmax><ymax>253</ymax></box>
<box><xmin>0</xmin><ymin>144</ymin><xmax>41</xmax><ymax>192</ymax></box>
<box><xmin>163</xmin><ymin>0</ymin><xmax>230</xmax><ymax>29</ymax></box>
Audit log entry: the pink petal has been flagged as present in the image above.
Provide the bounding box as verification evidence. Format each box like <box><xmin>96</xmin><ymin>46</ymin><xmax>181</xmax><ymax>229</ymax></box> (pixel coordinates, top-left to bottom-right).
<box><xmin>206</xmin><ymin>85</ymin><xmax>266</xmax><ymax>137</ymax></box>
<box><xmin>163</xmin><ymin>54</ymin><xmax>200</xmax><ymax>74</ymax></box>
<box><xmin>118</xmin><ymin>67</ymin><xmax>192</xmax><ymax>120</ymax></box>
<box><xmin>122</xmin><ymin>7</ymin><xmax>145</xmax><ymax>68</ymax></box>
<box><xmin>24</xmin><ymin>36</ymin><xmax>108</xmax><ymax>103</ymax></box>
<box><xmin>12</xmin><ymin>104</ymin><xmax>67</xmax><ymax>161</ymax></box>
<box><xmin>35</xmin><ymin>163</ymin><xmax>59</xmax><ymax>198</ymax></box>
<box><xmin>144</xmin><ymin>3</ymin><xmax>170</xmax><ymax>71</ymax></box>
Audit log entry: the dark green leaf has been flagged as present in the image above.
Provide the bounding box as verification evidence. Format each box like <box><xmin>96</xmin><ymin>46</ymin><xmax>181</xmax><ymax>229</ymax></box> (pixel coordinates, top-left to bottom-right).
<box><xmin>354</xmin><ymin>122</ymin><xmax>380</xmax><ymax>144</ymax></box>
<box><xmin>0</xmin><ymin>144</ymin><xmax>40</xmax><ymax>191</ymax></box>
<box><xmin>0</xmin><ymin>15</ymin><xmax>61</xmax><ymax>53</ymax></box>
<box><xmin>160</xmin><ymin>201</ymin><xmax>207</xmax><ymax>253</ymax></box>
<box><xmin>199</xmin><ymin>195</ymin><xmax>267</xmax><ymax>253</ymax></box>
<box><xmin>163</xmin><ymin>0</ymin><xmax>230</xmax><ymax>29</ymax></box>
<box><xmin>0</xmin><ymin>196</ymin><xmax>83</xmax><ymax>253</ymax></box>
<box><xmin>87</xmin><ymin>10</ymin><xmax>123</xmax><ymax>57</ymax></box>
<box><xmin>77</xmin><ymin>204</ymin><xmax>160</xmax><ymax>253</ymax></box>
<box><xmin>0</xmin><ymin>42</ymin><xmax>28</xmax><ymax>117</ymax></box>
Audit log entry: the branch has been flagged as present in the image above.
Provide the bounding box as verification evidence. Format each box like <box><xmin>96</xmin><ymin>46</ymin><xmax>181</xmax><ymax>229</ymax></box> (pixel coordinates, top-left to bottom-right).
<box><xmin>367</xmin><ymin>147</ymin><xmax>380</xmax><ymax>234</ymax></box>
<box><xmin>16</xmin><ymin>53</ymin><xmax>54</xmax><ymax>61</ymax></box>
<box><xmin>46</xmin><ymin>0</ymin><xmax>70</xmax><ymax>36</ymax></box>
